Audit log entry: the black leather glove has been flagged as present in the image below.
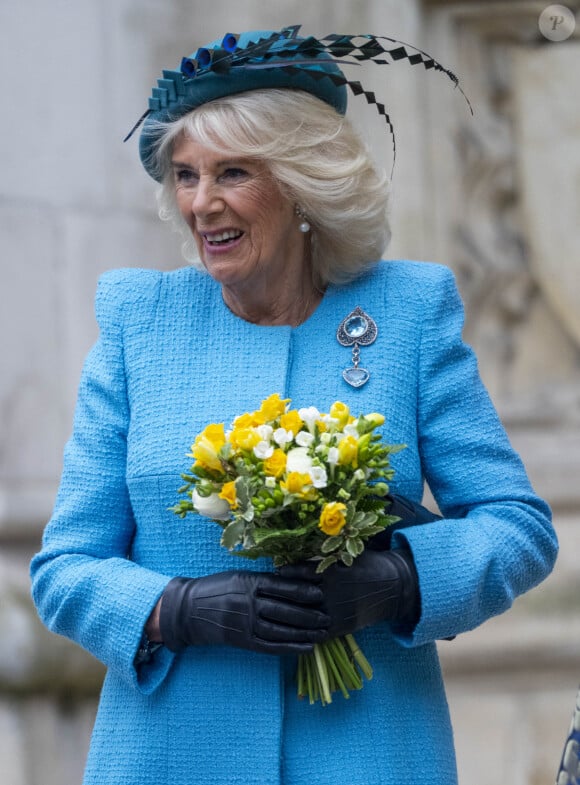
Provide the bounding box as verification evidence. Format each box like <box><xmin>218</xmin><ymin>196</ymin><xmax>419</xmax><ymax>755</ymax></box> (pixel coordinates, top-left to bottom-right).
<box><xmin>280</xmin><ymin>548</ymin><xmax>420</xmax><ymax>638</ymax></box>
<box><xmin>367</xmin><ymin>493</ymin><xmax>443</xmax><ymax>551</ymax></box>
<box><xmin>159</xmin><ymin>571</ymin><xmax>329</xmax><ymax>655</ymax></box>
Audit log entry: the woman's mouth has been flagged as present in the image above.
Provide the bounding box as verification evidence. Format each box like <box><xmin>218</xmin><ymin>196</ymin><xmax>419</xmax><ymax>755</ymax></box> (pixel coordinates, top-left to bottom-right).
<box><xmin>203</xmin><ymin>229</ymin><xmax>244</xmax><ymax>247</ymax></box>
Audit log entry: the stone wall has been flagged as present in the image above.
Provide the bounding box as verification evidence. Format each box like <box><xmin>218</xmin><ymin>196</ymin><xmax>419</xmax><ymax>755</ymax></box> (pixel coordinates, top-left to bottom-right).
<box><xmin>1</xmin><ymin>1</ymin><xmax>579</xmax><ymax>782</ymax></box>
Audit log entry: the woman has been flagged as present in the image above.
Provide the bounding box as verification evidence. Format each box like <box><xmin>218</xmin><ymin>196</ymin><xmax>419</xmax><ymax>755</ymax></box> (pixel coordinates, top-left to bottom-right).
<box><xmin>30</xmin><ymin>27</ymin><xmax>558</xmax><ymax>785</ymax></box>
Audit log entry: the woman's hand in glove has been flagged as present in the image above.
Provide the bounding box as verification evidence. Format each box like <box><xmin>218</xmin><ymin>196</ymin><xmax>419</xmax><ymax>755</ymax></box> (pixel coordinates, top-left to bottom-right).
<box><xmin>159</xmin><ymin>570</ymin><xmax>329</xmax><ymax>655</ymax></box>
<box><xmin>280</xmin><ymin>549</ymin><xmax>421</xmax><ymax>638</ymax></box>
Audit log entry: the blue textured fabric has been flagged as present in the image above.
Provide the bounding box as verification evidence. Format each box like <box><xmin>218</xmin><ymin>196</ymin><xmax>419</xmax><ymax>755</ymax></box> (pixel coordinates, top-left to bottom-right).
<box><xmin>30</xmin><ymin>260</ymin><xmax>557</xmax><ymax>785</ymax></box>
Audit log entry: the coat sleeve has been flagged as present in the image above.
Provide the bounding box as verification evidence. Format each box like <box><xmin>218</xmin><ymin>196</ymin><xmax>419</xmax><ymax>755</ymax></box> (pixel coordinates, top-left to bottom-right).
<box><xmin>391</xmin><ymin>264</ymin><xmax>558</xmax><ymax>645</ymax></box>
<box><xmin>30</xmin><ymin>269</ymin><xmax>174</xmax><ymax>695</ymax></box>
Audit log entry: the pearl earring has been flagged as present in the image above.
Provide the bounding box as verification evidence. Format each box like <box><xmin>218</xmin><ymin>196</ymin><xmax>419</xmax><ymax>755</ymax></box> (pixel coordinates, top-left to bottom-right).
<box><xmin>295</xmin><ymin>205</ymin><xmax>311</xmax><ymax>233</ymax></box>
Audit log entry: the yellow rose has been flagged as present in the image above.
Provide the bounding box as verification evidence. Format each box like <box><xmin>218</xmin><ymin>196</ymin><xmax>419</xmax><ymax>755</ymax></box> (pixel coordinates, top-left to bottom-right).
<box><xmin>329</xmin><ymin>401</ymin><xmax>350</xmax><ymax>428</ymax></box>
<box><xmin>249</xmin><ymin>410</ymin><xmax>267</xmax><ymax>426</ymax></box>
<box><xmin>264</xmin><ymin>449</ymin><xmax>287</xmax><ymax>478</ymax></box>
<box><xmin>338</xmin><ymin>435</ymin><xmax>359</xmax><ymax>467</ymax></box>
<box><xmin>218</xmin><ymin>481</ymin><xmax>238</xmax><ymax>509</ymax></box>
<box><xmin>232</xmin><ymin>412</ymin><xmax>254</xmax><ymax>429</ymax></box>
<box><xmin>229</xmin><ymin>427</ymin><xmax>261</xmax><ymax>452</ymax></box>
<box><xmin>279</xmin><ymin>410</ymin><xmax>303</xmax><ymax>435</ymax></box>
<box><xmin>191</xmin><ymin>436</ymin><xmax>224</xmax><ymax>473</ymax></box>
<box><xmin>259</xmin><ymin>393</ymin><xmax>290</xmax><ymax>422</ymax></box>
<box><xmin>280</xmin><ymin>472</ymin><xmax>315</xmax><ymax>498</ymax></box>
<box><xmin>319</xmin><ymin>502</ymin><xmax>348</xmax><ymax>536</ymax></box>
<box><xmin>201</xmin><ymin>422</ymin><xmax>226</xmax><ymax>449</ymax></box>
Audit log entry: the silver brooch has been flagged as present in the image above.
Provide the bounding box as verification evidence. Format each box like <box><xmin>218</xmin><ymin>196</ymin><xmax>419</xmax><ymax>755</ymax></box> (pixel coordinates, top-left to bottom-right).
<box><xmin>336</xmin><ymin>306</ymin><xmax>378</xmax><ymax>388</ymax></box>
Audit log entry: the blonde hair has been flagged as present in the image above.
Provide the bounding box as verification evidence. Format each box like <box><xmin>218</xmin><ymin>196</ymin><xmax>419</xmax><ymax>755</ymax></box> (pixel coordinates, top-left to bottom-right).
<box><xmin>151</xmin><ymin>89</ymin><xmax>391</xmax><ymax>287</ymax></box>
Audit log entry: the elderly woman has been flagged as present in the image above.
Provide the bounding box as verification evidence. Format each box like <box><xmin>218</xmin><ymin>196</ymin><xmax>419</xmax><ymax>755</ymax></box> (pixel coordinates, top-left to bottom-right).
<box><xmin>30</xmin><ymin>27</ymin><xmax>557</xmax><ymax>785</ymax></box>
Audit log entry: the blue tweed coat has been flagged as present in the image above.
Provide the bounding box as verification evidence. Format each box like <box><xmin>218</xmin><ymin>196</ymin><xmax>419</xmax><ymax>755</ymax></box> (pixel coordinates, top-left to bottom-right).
<box><xmin>31</xmin><ymin>261</ymin><xmax>557</xmax><ymax>785</ymax></box>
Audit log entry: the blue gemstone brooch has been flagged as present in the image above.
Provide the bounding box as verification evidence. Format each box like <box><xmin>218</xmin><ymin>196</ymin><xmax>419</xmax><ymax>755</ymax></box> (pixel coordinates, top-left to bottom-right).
<box><xmin>336</xmin><ymin>306</ymin><xmax>378</xmax><ymax>388</ymax></box>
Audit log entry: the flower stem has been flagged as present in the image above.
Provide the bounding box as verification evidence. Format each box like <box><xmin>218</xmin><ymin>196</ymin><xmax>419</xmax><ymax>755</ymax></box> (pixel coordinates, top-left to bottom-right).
<box><xmin>321</xmin><ymin>641</ymin><xmax>350</xmax><ymax>700</ymax></box>
<box><xmin>305</xmin><ymin>653</ymin><xmax>315</xmax><ymax>704</ymax></box>
<box><xmin>314</xmin><ymin>643</ymin><xmax>332</xmax><ymax>706</ymax></box>
<box><xmin>345</xmin><ymin>634</ymin><xmax>373</xmax><ymax>681</ymax></box>
<box><xmin>329</xmin><ymin>638</ymin><xmax>362</xmax><ymax>690</ymax></box>
<box><xmin>296</xmin><ymin>636</ymin><xmax>373</xmax><ymax>705</ymax></box>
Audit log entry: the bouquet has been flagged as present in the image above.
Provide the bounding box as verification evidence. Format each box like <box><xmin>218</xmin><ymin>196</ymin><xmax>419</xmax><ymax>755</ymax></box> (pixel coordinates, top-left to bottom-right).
<box><xmin>171</xmin><ymin>393</ymin><xmax>404</xmax><ymax>706</ymax></box>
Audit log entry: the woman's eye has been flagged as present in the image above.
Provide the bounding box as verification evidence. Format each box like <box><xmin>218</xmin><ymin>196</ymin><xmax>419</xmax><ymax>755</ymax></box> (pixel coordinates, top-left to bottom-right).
<box><xmin>174</xmin><ymin>168</ymin><xmax>197</xmax><ymax>184</ymax></box>
<box><xmin>221</xmin><ymin>167</ymin><xmax>248</xmax><ymax>180</ymax></box>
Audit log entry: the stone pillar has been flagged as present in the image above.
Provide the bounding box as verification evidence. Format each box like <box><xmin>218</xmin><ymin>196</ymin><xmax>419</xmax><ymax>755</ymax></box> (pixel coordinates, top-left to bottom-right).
<box><xmin>424</xmin><ymin>2</ymin><xmax>580</xmax><ymax>782</ymax></box>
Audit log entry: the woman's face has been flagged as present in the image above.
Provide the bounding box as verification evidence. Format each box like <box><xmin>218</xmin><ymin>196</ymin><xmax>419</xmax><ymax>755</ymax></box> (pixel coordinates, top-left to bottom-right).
<box><xmin>171</xmin><ymin>135</ymin><xmax>305</xmax><ymax>293</ymax></box>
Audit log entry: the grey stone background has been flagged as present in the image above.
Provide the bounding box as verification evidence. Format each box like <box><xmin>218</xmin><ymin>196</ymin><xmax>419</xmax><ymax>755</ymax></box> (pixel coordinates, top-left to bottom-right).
<box><xmin>1</xmin><ymin>1</ymin><xmax>579</xmax><ymax>782</ymax></box>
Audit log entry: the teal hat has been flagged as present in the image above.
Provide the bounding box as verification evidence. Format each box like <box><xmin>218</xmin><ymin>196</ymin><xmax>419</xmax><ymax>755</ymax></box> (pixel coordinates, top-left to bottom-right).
<box><xmin>128</xmin><ymin>25</ymin><xmax>470</xmax><ymax>181</ymax></box>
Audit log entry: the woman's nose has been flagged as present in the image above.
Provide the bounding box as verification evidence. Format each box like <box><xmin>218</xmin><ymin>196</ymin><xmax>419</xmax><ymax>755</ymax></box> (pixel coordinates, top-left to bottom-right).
<box><xmin>190</xmin><ymin>178</ymin><xmax>223</xmax><ymax>217</ymax></box>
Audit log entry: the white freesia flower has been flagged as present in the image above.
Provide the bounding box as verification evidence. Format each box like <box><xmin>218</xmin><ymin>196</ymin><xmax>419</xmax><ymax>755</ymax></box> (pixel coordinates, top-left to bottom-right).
<box><xmin>254</xmin><ymin>441</ymin><xmax>274</xmax><ymax>459</ymax></box>
<box><xmin>343</xmin><ymin>423</ymin><xmax>359</xmax><ymax>438</ymax></box>
<box><xmin>273</xmin><ymin>427</ymin><xmax>293</xmax><ymax>447</ymax></box>
<box><xmin>265</xmin><ymin>476</ymin><xmax>276</xmax><ymax>488</ymax></box>
<box><xmin>192</xmin><ymin>489</ymin><xmax>231</xmax><ymax>521</ymax></box>
<box><xmin>286</xmin><ymin>447</ymin><xmax>313</xmax><ymax>473</ymax></box>
<box><xmin>256</xmin><ymin>424</ymin><xmax>273</xmax><ymax>441</ymax></box>
<box><xmin>320</xmin><ymin>432</ymin><xmax>331</xmax><ymax>444</ymax></box>
<box><xmin>298</xmin><ymin>406</ymin><xmax>320</xmax><ymax>433</ymax></box>
<box><xmin>309</xmin><ymin>466</ymin><xmax>328</xmax><ymax>488</ymax></box>
<box><xmin>327</xmin><ymin>447</ymin><xmax>339</xmax><ymax>466</ymax></box>
<box><xmin>295</xmin><ymin>431</ymin><xmax>314</xmax><ymax>448</ymax></box>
